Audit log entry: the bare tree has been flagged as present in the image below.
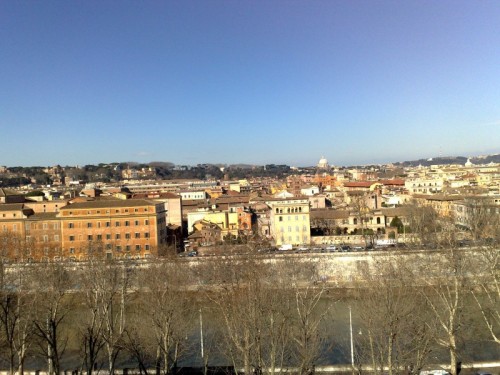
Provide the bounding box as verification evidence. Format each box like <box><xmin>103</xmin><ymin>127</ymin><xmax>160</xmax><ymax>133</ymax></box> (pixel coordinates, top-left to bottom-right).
<box><xmin>134</xmin><ymin>259</ymin><xmax>195</xmax><ymax>375</ymax></box>
<box><xmin>458</xmin><ymin>197</ymin><xmax>500</xmax><ymax>242</ymax></box>
<box><xmin>78</xmin><ymin>259</ymin><xmax>111</xmax><ymax>375</ymax></box>
<box><xmin>418</xmin><ymin>247</ymin><xmax>471</xmax><ymax>375</ymax></box>
<box><xmin>202</xmin><ymin>254</ymin><xmax>294</xmax><ymax>375</ymax></box>
<box><xmin>471</xmin><ymin>240</ymin><xmax>500</xmax><ymax>345</ymax></box>
<box><xmin>287</xmin><ymin>260</ymin><xmax>330</xmax><ymax>375</ymax></box>
<box><xmin>0</xmin><ymin>263</ymin><xmax>37</xmax><ymax>375</ymax></box>
<box><xmin>405</xmin><ymin>201</ymin><xmax>440</xmax><ymax>247</ymax></box>
<box><xmin>354</xmin><ymin>257</ymin><xmax>433</xmax><ymax>375</ymax></box>
<box><xmin>94</xmin><ymin>261</ymin><xmax>133</xmax><ymax>375</ymax></box>
<box><xmin>31</xmin><ymin>263</ymin><xmax>73</xmax><ymax>375</ymax></box>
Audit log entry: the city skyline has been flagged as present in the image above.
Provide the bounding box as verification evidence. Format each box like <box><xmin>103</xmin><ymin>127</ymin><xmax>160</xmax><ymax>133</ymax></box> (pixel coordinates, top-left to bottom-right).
<box><xmin>1</xmin><ymin>1</ymin><xmax>500</xmax><ymax>167</ymax></box>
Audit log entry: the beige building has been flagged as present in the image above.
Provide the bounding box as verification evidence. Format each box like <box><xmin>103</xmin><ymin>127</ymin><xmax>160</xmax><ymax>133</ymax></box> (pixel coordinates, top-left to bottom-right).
<box><xmin>266</xmin><ymin>198</ymin><xmax>310</xmax><ymax>246</ymax></box>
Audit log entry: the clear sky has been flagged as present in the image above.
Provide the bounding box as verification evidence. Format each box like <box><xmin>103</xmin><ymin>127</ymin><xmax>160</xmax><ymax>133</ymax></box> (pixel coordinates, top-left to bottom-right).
<box><xmin>1</xmin><ymin>1</ymin><xmax>500</xmax><ymax>168</ymax></box>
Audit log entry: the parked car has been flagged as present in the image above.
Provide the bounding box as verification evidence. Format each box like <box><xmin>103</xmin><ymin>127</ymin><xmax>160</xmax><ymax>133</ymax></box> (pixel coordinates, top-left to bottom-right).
<box><xmin>326</xmin><ymin>245</ymin><xmax>337</xmax><ymax>252</ymax></box>
<box><xmin>341</xmin><ymin>245</ymin><xmax>351</xmax><ymax>252</ymax></box>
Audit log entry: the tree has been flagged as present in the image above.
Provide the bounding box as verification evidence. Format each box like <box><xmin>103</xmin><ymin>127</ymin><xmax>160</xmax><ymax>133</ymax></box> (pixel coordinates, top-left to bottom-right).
<box><xmin>405</xmin><ymin>201</ymin><xmax>440</xmax><ymax>247</ymax></box>
<box><xmin>471</xmin><ymin>239</ymin><xmax>500</xmax><ymax>345</ymax></box>
<box><xmin>78</xmin><ymin>259</ymin><xmax>110</xmax><ymax>375</ymax></box>
<box><xmin>458</xmin><ymin>197</ymin><xmax>500</xmax><ymax>242</ymax></box>
<box><xmin>95</xmin><ymin>261</ymin><xmax>133</xmax><ymax>375</ymax></box>
<box><xmin>134</xmin><ymin>259</ymin><xmax>195</xmax><ymax>375</ymax></box>
<box><xmin>0</xmin><ymin>263</ymin><xmax>37</xmax><ymax>375</ymax></box>
<box><xmin>201</xmin><ymin>255</ymin><xmax>294</xmax><ymax>375</ymax></box>
<box><xmin>389</xmin><ymin>216</ymin><xmax>404</xmax><ymax>233</ymax></box>
<box><xmin>31</xmin><ymin>263</ymin><xmax>73</xmax><ymax>375</ymax></box>
<box><xmin>418</xmin><ymin>247</ymin><xmax>471</xmax><ymax>375</ymax></box>
<box><xmin>354</xmin><ymin>257</ymin><xmax>433</xmax><ymax>375</ymax></box>
<box><xmin>289</xmin><ymin>267</ymin><xmax>329</xmax><ymax>375</ymax></box>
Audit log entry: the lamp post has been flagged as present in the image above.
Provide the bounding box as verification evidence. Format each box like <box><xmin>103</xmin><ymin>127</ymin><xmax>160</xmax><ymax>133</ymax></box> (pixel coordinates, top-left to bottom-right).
<box><xmin>349</xmin><ymin>306</ymin><xmax>354</xmax><ymax>371</ymax></box>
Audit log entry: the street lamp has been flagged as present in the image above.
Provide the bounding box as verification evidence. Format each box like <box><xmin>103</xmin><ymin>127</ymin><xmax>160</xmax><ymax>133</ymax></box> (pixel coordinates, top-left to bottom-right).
<box><xmin>349</xmin><ymin>306</ymin><xmax>354</xmax><ymax>370</ymax></box>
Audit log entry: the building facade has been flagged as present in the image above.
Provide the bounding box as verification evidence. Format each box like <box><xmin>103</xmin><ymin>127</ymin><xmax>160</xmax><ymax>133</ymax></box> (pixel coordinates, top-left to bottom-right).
<box><xmin>266</xmin><ymin>198</ymin><xmax>311</xmax><ymax>246</ymax></box>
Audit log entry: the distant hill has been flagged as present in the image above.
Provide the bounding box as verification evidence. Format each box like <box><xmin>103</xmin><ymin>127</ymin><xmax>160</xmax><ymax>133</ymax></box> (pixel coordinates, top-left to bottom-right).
<box><xmin>394</xmin><ymin>153</ymin><xmax>500</xmax><ymax>167</ymax></box>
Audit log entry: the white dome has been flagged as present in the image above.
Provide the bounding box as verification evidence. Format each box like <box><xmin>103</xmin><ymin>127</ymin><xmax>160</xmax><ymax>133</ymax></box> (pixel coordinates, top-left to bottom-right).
<box><xmin>317</xmin><ymin>156</ymin><xmax>329</xmax><ymax>169</ymax></box>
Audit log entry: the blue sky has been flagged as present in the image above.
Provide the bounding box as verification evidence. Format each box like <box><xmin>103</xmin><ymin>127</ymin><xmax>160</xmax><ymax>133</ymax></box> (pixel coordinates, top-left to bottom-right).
<box><xmin>1</xmin><ymin>1</ymin><xmax>500</xmax><ymax>167</ymax></box>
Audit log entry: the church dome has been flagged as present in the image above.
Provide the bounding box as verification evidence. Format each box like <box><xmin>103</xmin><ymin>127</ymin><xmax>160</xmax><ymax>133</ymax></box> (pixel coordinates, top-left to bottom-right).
<box><xmin>317</xmin><ymin>156</ymin><xmax>329</xmax><ymax>169</ymax></box>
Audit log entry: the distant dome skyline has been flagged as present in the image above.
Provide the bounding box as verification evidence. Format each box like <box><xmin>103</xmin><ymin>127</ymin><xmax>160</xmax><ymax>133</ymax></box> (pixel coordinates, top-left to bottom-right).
<box><xmin>317</xmin><ymin>156</ymin><xmax>330</xmax><ymax>170</ymax></box>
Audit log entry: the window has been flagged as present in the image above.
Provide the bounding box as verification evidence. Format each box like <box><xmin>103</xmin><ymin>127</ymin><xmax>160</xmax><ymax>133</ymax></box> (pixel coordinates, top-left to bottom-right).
<box><xmin>97</xmin><ymin>222</ymin><xmax>101</xmax><ymax>228</ymax></box>
<box><xmin>135</xmin><ymin>245</ymin><xmax>141</xmax><ymax>251</ymax></box>
<box><xmin>125</xmin><ymin>221</ymin><xmax>130</xmax><ymax>226</ymax></box>
<box><xmin>69</xmin><ymin>248</ymin><xmax>75</xmax><ymax>254</ymax></box>
<box><xmin>144</xmin><ymin>232</ymin><xmax>150</xmax><ymax>238</ymax></box>
<box><xmin>87</xmin><ymin>223</ymin><xmax>92</xmax><ymax>228</ymax></box>
<box><xmin>135</xmin><ymin>233</ymin><xmax>140</xmax><ymax>238</ymax></box>
<box><xmin>106</xmin><ymin>244</ymin><xmax>112</xmax><ymax>250</ymax></box>
<box><xmin>288</xmin><ymin>226</ymin><xmax>292</xmax><ymax>232</ymax></box>
<box><xmin>279</xmin><ymin>216</ymin><xmax>283</xmax><ymax>222</ymax></box>
<box><xmin>88</xmin><ymin>235</ymin><xmax>93</xmax><ymax>241</ymax></box>
<box><xmin>106</xmin><ymin>234</ymin><xmax>111</xmax><ymax>240</ymax></box>
<box><xmin>116</xmin><ymin>246</ymin><xmax>122</xmax><ymax>251</ymax></box>
<box><xmin>69</xmin><ymin>223</ymin><xmax>74</xmax><ymax>229</ymax></box>
<box><xmin>106</xmin><ymin>222</ymin><xmax>110</xmax><ymax>227</ymax></box>
<box><xmin>145</xmin><ymin>245</ymin><xmax>150</xmax><ymax>251</ymax></box>
<box><xmin>134</xmin><ymin>220</ymin><xmax>139</xmax><ymax>226</ymax></box>
<box><xmin>43</xmin><ymin>223</ymin><xmax>48</xmax><ymax>229</ymax></box>
<box><xmin>125</xmin><ymin>245</ymin><xmax>130</xmax><ymax>252</ymax></box>
<box><xmin>69</xmin><ymin>236</ymin><xmax>75</xmax><ymax>242</ymax></box>
<box><xmin>145</xmin><ymin>219</ymin><xmax>149</xmax><ymax>225</ymax></box>
<box><xmin>115</xmin><ymin>222</ymin><xmax>120</xmax><ymax>227</ymax></box>
<box><xmin>125</xmin><ymin>233</ymin><xmax>131</xmax><ymax>239</ymax></box>
<box><xmin>115</xmin><ymin>234</ymin><xmax>121</xmax><ymax>240</ymax></box>
<box><xmin>97</xmin><ymin>234</ymin><xmax>102</xmax><ymax>241</ymax></box>
<box><xmin>43</xmin><ymin>235</ymin><xmax>48</xmax><ymax>242</ymax></box>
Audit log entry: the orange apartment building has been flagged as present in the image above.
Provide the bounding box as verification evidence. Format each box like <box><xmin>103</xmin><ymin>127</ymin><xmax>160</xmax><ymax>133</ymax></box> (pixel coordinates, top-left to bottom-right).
<box><xmin>0</xmin><ymin>199</ymin><xmax>168</xmax><ymax>262</ymax></box>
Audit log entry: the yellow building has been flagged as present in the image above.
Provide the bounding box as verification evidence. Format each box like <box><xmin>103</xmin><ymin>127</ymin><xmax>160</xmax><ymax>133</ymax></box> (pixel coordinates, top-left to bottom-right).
<box><xmin>187</xmin><ymin>208</ymin><xmax>239</xmax><ymax>238</ymax></box>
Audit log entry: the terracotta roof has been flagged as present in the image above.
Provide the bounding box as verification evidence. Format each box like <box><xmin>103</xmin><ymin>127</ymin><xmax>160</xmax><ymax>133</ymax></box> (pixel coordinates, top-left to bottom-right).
<box><xmin>379</xmin><ymin>179</ymin><xmax>405</xmax><ymax>186</ymax></box>
<box><xmin>310</xmin><ymin>209</ymin><xmax>349</xmax><ymax>220</ymax></box>
<box><xmin>60</xmin><ymin>199</ymin><xmax>159</xmax><ymax>210</ymax></box>
<box><xmin>27</xmin><ymin>212</ymin><xmax>58</xmax><ymax>220</ymax></box>
<box><xmin>343</xmin><ymin>181</ymin><xmax>374</xmax><ymax>188</ymax></box>
<box><xmin>380</xmin><ymin>207</ymin><xmax>410</xmax><ymax>217</ymax></box>
<box><xmin>0</xmin><ymin>203</ymin><xmax>25</xmax><ymax>211</ymax></box>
